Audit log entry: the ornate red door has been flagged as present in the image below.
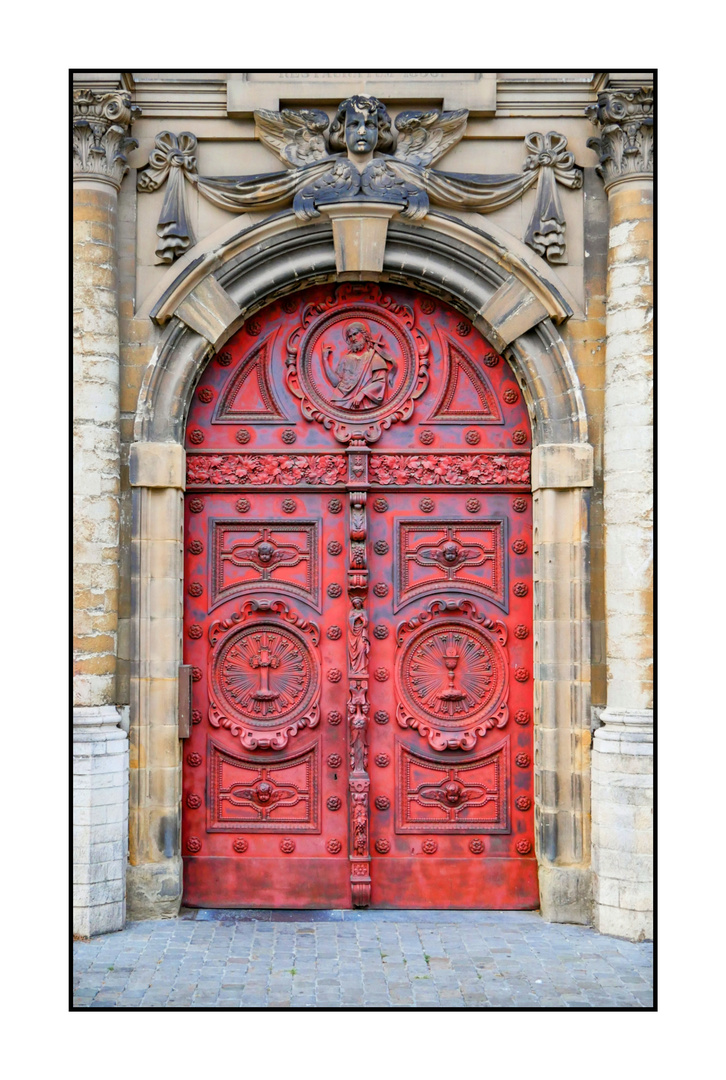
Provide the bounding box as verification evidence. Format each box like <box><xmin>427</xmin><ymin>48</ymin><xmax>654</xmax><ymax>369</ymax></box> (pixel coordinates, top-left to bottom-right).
<box><xmin>182</xmin><ymin>283</ymin><xmax>536</xmax><ymax>908</ymax></box>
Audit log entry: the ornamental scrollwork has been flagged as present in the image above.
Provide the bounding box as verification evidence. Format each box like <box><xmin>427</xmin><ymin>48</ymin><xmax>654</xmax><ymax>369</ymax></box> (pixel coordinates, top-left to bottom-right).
<box><xmin>368</xmin><ymin>453</ymin><xmax>530</xmax><ymax>487</ymax></box>
<box><xmin>186</xmin><ymin>453</ymin><xmax>347</xmax><ymax>488</ymax></box>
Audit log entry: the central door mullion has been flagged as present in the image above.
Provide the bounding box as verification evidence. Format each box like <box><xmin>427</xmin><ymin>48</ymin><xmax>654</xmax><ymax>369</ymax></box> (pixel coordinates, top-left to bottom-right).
<box><xmin>345</xmin><ymin>442</ymin><xmax>372</xmax><ymax>906</ymax></box>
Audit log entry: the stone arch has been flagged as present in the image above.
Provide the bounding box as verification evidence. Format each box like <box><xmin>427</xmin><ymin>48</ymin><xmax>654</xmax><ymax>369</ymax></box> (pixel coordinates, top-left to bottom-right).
<box><xmin>128</xmin><ymin>209</ymin><xmax>594</xmax><ymax>923</ymax></box>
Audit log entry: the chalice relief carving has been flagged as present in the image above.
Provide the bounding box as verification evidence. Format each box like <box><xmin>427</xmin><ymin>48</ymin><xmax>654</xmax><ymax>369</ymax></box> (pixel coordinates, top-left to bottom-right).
<box><xmin>409</xmin><ymin>630</ymin><xmax>494</xmax><ymax>718</ymax></box>
<box><xmin>219</xmin><ymin>627</ymin><xmax>309</xmax><ymax>719</ymax></box>
<box><xmin>321</xmin><ymin>321</ymin><xmax>398</xmax><ymax>410</ymax></box>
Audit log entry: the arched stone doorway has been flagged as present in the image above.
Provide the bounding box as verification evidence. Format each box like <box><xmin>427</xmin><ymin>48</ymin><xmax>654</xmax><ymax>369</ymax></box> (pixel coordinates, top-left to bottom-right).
<box><xmin>128</xmin><ymin>210</ymin><xmax>593</xmax><ymax>922</ymax></box>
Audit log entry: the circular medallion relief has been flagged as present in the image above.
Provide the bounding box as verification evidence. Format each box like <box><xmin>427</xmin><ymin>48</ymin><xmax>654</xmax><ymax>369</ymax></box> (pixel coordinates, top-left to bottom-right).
<box><xmin>298</xmin><ymin>307</ymin><xmax>416</xmax><ymax>424</ymax></box>
<box><xmin>211</xmin><ymin>622</ymin><xmax>317</xmax><ymax>729</ymax></box>
<box><xmin>396</xmin><ymin>620</ymin><xmax>507</xmax><ymax>731</ymax></box>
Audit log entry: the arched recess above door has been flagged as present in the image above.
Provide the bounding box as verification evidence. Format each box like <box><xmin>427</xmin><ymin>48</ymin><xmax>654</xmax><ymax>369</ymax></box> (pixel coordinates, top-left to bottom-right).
<box><xmin>134</xmin><ymin>209</ymin><xmax>588</xmax><ymax>450</ymax></box>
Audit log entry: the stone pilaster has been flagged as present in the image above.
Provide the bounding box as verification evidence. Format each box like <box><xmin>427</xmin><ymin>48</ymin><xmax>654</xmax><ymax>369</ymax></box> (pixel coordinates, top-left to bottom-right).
<box><xmin>73</xmin><ymin>87</ymin><xmax>139</xmax><ymax>934</ymax></box>
<box><xmin>587</xmin><ymin>86</ymin><xmax>653</xmax><ymax>940</ymax></box>
<box><xmin>126</xmin><ymin>443</ymin><xmax>186</xmax><ymax>919</ymax></box>
<box><xmin>73</xmin><ymin>88</ymin><xmax>139</xmax><ymax>708</ymax></box>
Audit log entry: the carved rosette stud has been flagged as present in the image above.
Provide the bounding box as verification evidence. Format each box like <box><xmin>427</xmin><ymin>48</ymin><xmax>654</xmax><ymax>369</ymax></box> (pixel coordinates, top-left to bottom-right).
<box><xmin>327</xmin><ymin>754</ymin><xmax>342</xmax><ymax>768</ymax></box>
<box><xmin>327</xmin><ymin>796</ymin><xmax>342</xmax><ymax>811</ymax></box>
<box><xmin>327</xmin><ymin>668</ymin><xmax>342</xmax><ymax>683</ymax></box>
<box><xmin>191</xmin><ymin>710</ymin><xmax>201</xmax><ymax>725</ymax></box>
<box><xmin>469</xmin><ymin>838</ymin><xmax>485</xmax><ymax>854</ymax></box>
<box><xmin>419</xmin><ymin>429</ymin><xmax>435</xmax><ymax>445</ymax></box>
<box><xmin>327</xmin><ymin>625</ymin><xmax>342</xmax><ymax>640</ymax></box>
<box><xmin>512</xmin><ymin>498</ymin><xmax>527</xmax><ymax>513</ymax></box>
<box><xmin>465</xmin><ymin>430</ymin><xmax>481</xmax><ymax>445</ymax></box>
<box><xmin>187</xmin><ymin>752</ymin><xmax>202</xmax><ymax>767</ymax></box>
<box><xmin>586</xmin><ymin>88</ymin><xmax>654</xmax><ymax>190</ymax></box>
<box><xmin>515</xmin><ymin>796</ymin><xmax>532</xmax><ymax>811</ymax></box>
<box><xmin>236</xmin><ymin>498</ymin><xmax>251</xmax><ymax>514</ymax></box>
<box><xmin>327</xmin><ymin>584</ymin><xmax>343</xmax><ymax>598</ymax></box>
<box><xmin>419</xmin><ymin>498</ymin><xmax>435</xmax><ymax>513</ymax></box>
<box><xmin>198</xmin><ymin>387</ymin><xmax>214</xmax><ymax>403</ymax></box>
<box><xmin>373</xmin><ymin>625</ymin><xmax>389</xmax><ymax>640</ymax></box>
<box><xmin>466</xmin><ymin>499</ymin><xmax>481</xmax><ymax>514</ymax></box>
<box><xmin>188</xmin><ymin>540</ymin><xmax>204</xmax><ymax>554</ymax></box>
<box><xmin>328</xmin><ymin>498</ymin><xmax>343</xmax><ymax>514</ymax></box>
<box><xmin>375</xmin><ymin>796</ymin><xmax>390</xmax><ymax>810</ymax></box>
<box><xmin>188</xmin><ymin>583</ymin><xmax>203</xmax><ymax>597</ymax></box>
<box><xmin>233</xmin><ymin>837</ymin><xmax>249</xmax><ymax>853</ymax></box>
<box><xmin>236</xmin><ymin>429</ymin><xmax>251</xmax><ymax>444</ymax></box>
<box><xmin>187</xmin><ymin>624</ymin><xmax>203</xmax><ymax>640</ymax></box>
<box><xmin>328</xmin><ymin>710</ymin><xmax>342</xmax><ymax>725</ymax></box>
<box><xmin>217</xmin><ymin>350</ymin><xmax>232</xmax><ymax>366</ymax></box>
<box><xmin>374</xmin><ymin>710</ymin><xmax>389</xmax><ymax>725</ymax></box>
<box><xmin>191</xmin><ymin>667</ymin><xmax>202</xmax><ymax>682</ymax></box>
<box><xmin>189</xmin><ymin>498</ymin><xmax>204</xmax><ymax>514</ymax></box>
<box><xmin>374</xmin><ymin>541</ymin><xmax>389</xmax><ymax>555</ymax></box>
<box><xmin>373</xmin><ymin>583</ymin><xmax>389</xmax><ymax>597</ymax></box>
<box><xmin>515</xmin><ymin>839</ymin><xmax>532</xmax><ymax>854</ymax></box>
<box><xmin>394</xmin><ymin>599</ymin><xmax>509</xmax><ymax>751</ymax></box>
<box><xmin>375</xmin><ymin>839</ymin><xmax>391</xmax><ymax>854</ymax></box>
<box><xmin>326</xmin><ymin>838</ymin><xmax>342</xmax><ymax>854</ymax></box>
<box><xmin>515</xmin><ymin>709</ymin><xmax>531</xmax><ymax>726</ymax></box>
<box><xmin>373</xmin><ymin>498</ymin><xmax>388</xmax><ymax>512</ymax></box>
<box><xmin>484</xmin><ymin>353</ymin><xmax>499</xmax><ymax>367</ymax></box>
<box><xmin>375</xmin><ymin>754</ymin><xmax>390</xmax><ymax>767</ymax></box>
<box><xmin>514</xmin><ymin>667</ymin><xmax>530</xmax><ymax>682</ymax></box>
<box><xmin>73</xmin><ymin>89</ymin><xmax>140</xmax><ymax>189</ymax></box>
<box><xmin>186</xmin><ymin>793</ymin><xmax>202</xmax><ymax>809</ymax></box>
<box><xmin>513</xmin><ymin>582</ymin><xmax>529</xmax><ymax>597</ymax></box>
<box><xmin>503</xmin><ymin>388</ymin><xmax>519</xmax><ymax>404</ymax></box>
<box><xmin>422</xmin><ymin>839</ymin><xmax>438</xmax><ymax>854</ymax></box>
<box><xmin>514</xmin><ymin>624</ymin><xmax>529</xmax><ymax>640</ymax></box>
<box><xmin>328</xmin><ymin>540</ymin><xmax>343</xmax><ymax>555</ymax></box>
<box><xmin>280</xmin><ymin>838</ymin><xmax>296</xmax><ymax>854</ymax></box>
<box><xmin>186</xmin><ymin>837</ymin><xmax>202</xmax><ymax>853</ymax></box>
<box><xmin>512</xmin><ymin>539</ymin><xmax>528</xmax><ymax>555</ymax></box>
<box><xmin>281</xmin><ymin>429</ymin><xmax>297</xmax><ymax>444</ymax></box>
<box><xmin>512</xmin><ymin>430</ymin><xmax>527</xmax><ymax>445</ymax></box>
<box><xmin>207</xmin><ymin>599</ymin><xmax>321</xmax><ymax>751</ymax></box>
<box><xmin>515</xmin><ymin>753</ymin><xmax>531</xmax><ymax>768</ymax></box>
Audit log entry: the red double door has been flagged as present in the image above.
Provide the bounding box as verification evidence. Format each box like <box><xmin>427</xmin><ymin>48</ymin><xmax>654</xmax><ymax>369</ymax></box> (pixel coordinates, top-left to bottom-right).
<box><xmin>182</xmin><ymin>283</ymin><xmax>536</xmax><ymax>909</ymax></box>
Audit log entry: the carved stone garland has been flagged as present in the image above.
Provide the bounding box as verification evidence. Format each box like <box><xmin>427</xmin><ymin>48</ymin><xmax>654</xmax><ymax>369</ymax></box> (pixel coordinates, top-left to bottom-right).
<box><xmin>346</xmin><ymin>444</ymin><xmax>372</xmax><ymax>905</ymax></box>
<box><xmin>136</xmin><ymin>95</ymin><xmax>581</xmax><ymax>264</ymax></box>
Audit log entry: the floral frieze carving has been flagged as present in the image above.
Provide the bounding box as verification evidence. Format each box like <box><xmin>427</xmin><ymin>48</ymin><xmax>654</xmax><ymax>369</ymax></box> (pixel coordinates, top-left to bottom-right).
<box><xmin>187</xmin><ymin>453</ymin><xmax>347</xmax><ymax>487</ymax></box>
<box><xmin>137</xmin><ymin>95</ymin><xmax>581</xmax><ymax>264</ymax></box>
<box><xmin>368</xmin><ymin>453</ymin><xmax>530</xmax><ymax>488</ymax></box>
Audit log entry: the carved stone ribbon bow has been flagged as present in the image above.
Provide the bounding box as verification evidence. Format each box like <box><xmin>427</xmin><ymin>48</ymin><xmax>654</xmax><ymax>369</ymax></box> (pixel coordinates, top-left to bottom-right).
<box><xmin>137</xmin><ymin>131</ymin><xmax>198</xmax><ymax>263</ymax></box>
<box><xmin>522</xmin><ymin>131</ymin><xmax>582</xmax><ymax>264</ymax></box>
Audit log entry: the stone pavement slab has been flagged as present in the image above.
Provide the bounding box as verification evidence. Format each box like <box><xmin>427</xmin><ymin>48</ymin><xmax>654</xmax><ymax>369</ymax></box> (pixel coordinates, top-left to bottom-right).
<box><xmin>72</xmin><ymin>909</ymin><xmax>653</xmax><ymax>1009</ymax></box>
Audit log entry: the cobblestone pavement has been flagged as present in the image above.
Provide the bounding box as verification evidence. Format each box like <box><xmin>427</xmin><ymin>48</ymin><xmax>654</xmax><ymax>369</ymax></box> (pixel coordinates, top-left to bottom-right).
<box><xmin>72</xmin><ymin>909</ymin><xmax>654</xmax><ymax>1008</ymax></box>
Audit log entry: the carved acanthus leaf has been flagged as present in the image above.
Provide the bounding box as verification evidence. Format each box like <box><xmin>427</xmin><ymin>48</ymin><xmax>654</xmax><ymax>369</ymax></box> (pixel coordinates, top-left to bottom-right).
<box><xmin>586</xmin><ymin>87</ymin><xmax>654</xmax><ymax>189</ymax></box>
<box><xmin>73</xmin><ymin>89</ymin><xmax>140</xmax><ymax>188</ymax></box>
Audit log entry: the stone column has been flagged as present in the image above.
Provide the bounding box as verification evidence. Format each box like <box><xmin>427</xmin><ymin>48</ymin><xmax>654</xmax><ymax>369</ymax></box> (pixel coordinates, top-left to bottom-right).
<box><xmin>73</xmin><ymin>88</ymin><xmax>139</xmax><ymax>935</ymax></box>
<box><xmin>587</xmin><ymin>87</ymin><xmax>653</xmax><ymax>940</ymax></box>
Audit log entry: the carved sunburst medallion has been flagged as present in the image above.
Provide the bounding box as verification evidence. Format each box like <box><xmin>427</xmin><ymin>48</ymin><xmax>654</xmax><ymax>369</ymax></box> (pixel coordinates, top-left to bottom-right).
<box><xmin>395</xmin><ymin>600</ymin><xmax>509</xmax><ymax>750</ymax></box>
<box><xmin>208</xmin><ymin>601</ymin><xmax>321</xmax><ymax>750</ymax></box>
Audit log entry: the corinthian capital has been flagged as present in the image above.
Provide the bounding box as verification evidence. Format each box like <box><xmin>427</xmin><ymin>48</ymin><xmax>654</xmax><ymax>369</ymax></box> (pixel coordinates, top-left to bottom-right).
<box><xmin>73</xmin><ymin>89</ymin><xmax>141</xmax><ymax>189</ymax></box>
<box><xmin>586</xmin><ymin>87</ymin><xmax>653</xmax><ymax>191</ymax></box>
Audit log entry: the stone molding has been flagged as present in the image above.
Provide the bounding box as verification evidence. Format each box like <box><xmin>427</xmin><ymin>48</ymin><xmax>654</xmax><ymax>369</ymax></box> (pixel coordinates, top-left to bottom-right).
<box><xmin>73</xmin><ymin>88</ymin><xmax>140</xmax><ymax>189</ymax></box>
<box><xmin>586</xmin><ymin>88</ymin><xmax>653</xmax><ymax>192</ymax></box>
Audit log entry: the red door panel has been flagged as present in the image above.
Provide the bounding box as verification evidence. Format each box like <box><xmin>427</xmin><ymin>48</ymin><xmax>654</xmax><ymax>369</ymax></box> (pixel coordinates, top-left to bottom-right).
<box><xmin>182</xmin><ymin>282</ymin><xmax>535</xmax><ymax>909</ymax></box>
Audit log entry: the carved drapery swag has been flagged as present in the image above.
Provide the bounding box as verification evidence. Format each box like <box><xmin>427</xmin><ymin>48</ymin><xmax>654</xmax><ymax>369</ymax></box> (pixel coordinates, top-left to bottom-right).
<box><xmin>586</xmin><ymin>87</ymin><xmax>654</xmax><ymax>190</ymax></box>
<box><xmin>137</xmin><ymin>131</ymin><xmax>198</xmax><ymax>263</ymax></box>
<box><xmin>73</xmin><ymin>89</ymin><xmax>140</xmax><ymax>189</ymax></box>
<box><xmin>137</xmin><ymin>97</ymin><xmax>582</xmax><ymax>264</ymax></box>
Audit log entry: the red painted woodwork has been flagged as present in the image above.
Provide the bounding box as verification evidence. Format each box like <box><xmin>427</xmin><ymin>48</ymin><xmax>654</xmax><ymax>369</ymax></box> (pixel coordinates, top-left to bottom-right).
<box><xmin>182</xmin><ymin>282</ymin><xmax>536</xmax><ymax>910</ymax></box>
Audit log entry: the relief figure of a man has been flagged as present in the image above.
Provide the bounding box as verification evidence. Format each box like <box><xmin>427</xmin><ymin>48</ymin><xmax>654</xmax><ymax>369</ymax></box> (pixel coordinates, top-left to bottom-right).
<box><xmin>322</xmin><ymin>321</ymin><xmax>397</xmax><ymax>409</ymax></box>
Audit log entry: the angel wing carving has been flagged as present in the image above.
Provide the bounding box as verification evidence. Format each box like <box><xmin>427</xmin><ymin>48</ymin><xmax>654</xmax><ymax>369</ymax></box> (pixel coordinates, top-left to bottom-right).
<box><xmin>393</xmin><ymin>109</ymin><xmax>468</xmax><ymax>168</ymax></box>
<box><xmin>255</xmin><ymin>108</ymin><xmax>332</xmax><ymax>168</ymax></box>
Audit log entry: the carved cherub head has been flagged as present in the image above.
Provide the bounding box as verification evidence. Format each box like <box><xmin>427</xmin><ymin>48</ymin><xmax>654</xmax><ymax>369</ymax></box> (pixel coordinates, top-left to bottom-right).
<box><xmin>442</xmin><ymin>541</ymin><xmax>461</xmax><ymax>564</ymax></box>
<box><xmin>329</xmin><ymin>96</ymin><xmax>394</xmax><ymax>158</ymax></box>
<box><xmin>256</xmin><ymin>541</ymin><xmax>275</xmax><ymax>564</ymax></box>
